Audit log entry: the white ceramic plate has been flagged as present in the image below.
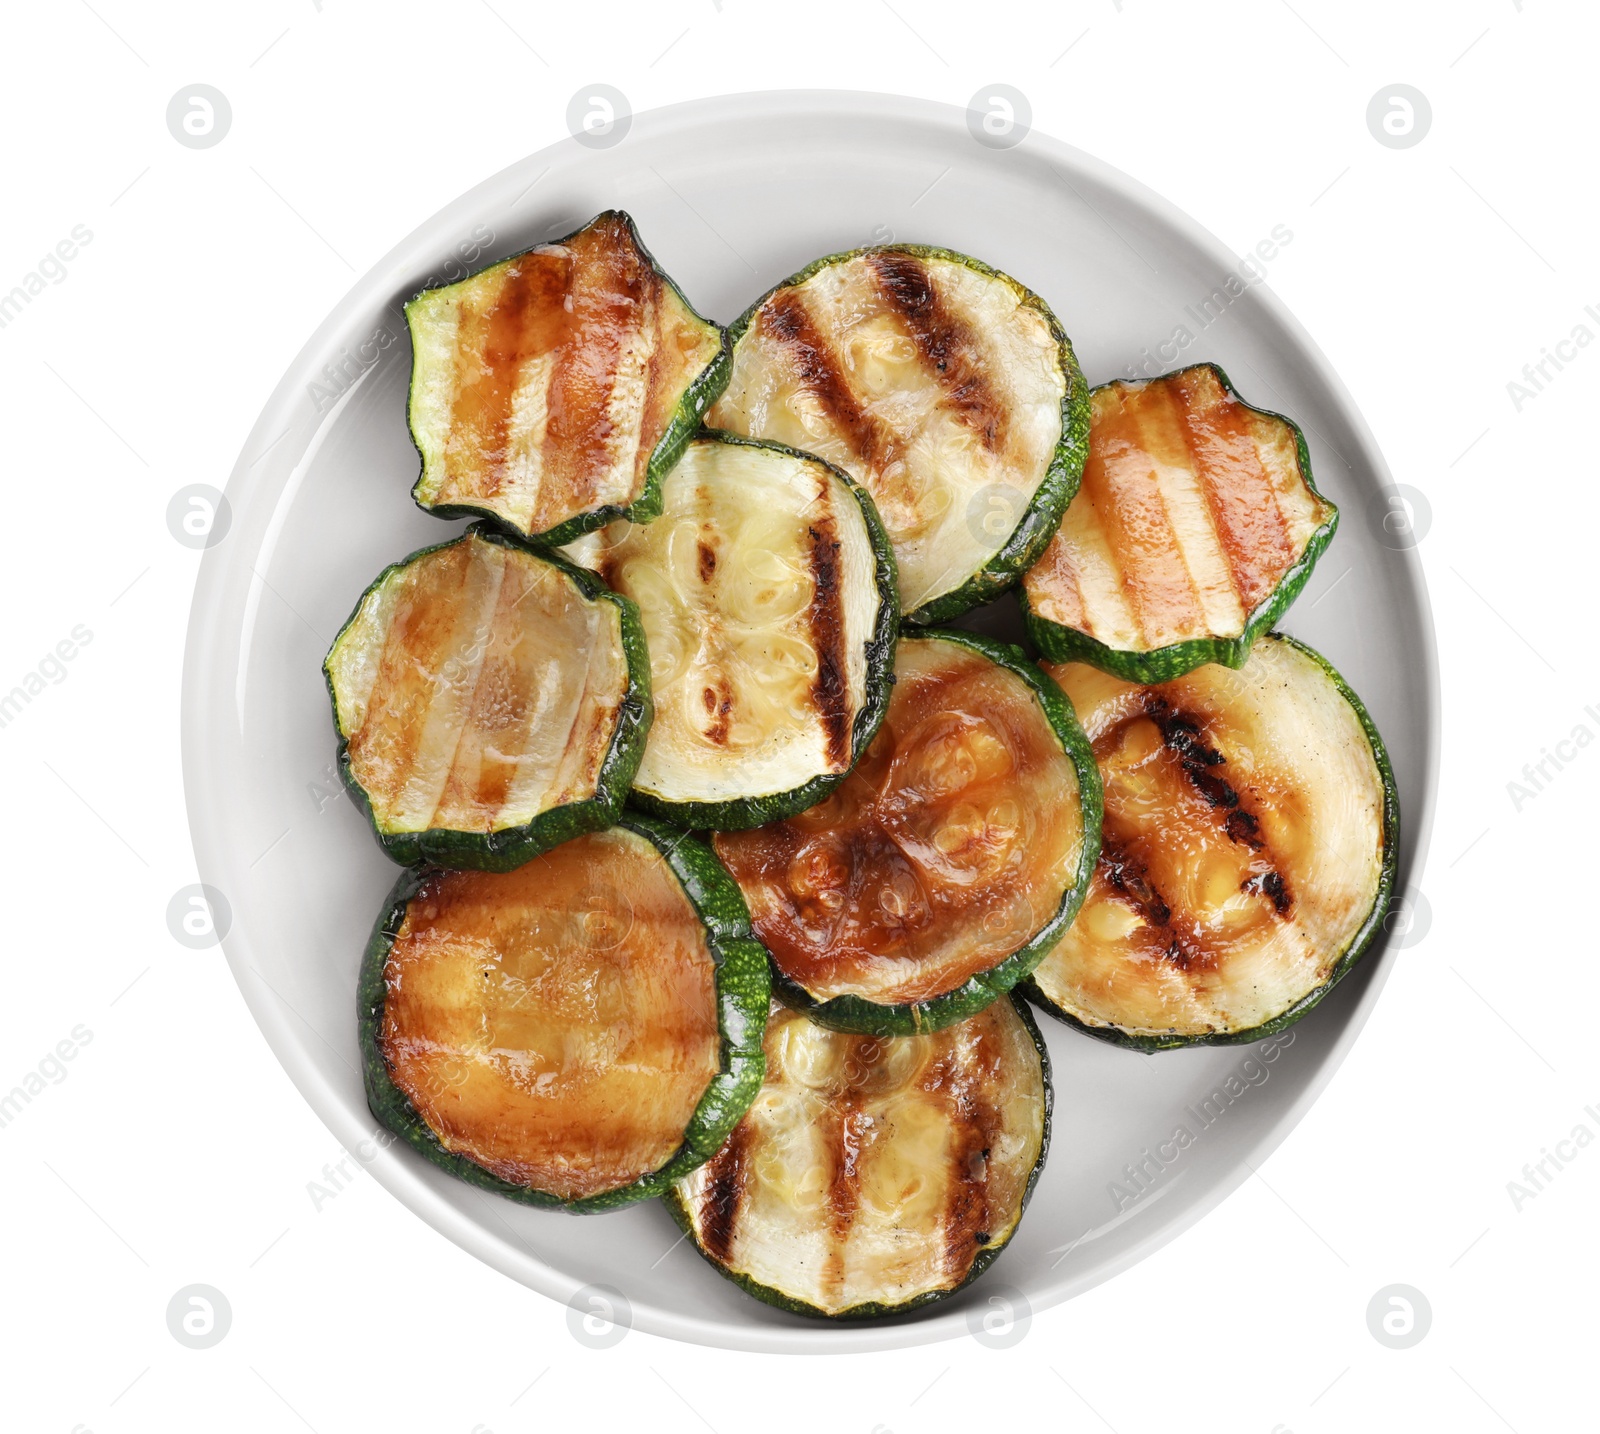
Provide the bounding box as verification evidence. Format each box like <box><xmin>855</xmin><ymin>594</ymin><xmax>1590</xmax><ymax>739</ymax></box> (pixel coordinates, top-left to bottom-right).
<box><xmin>183</xmin><ymin>91</ymin><xmax>1437</xmax><ymax>1352</ymax></box>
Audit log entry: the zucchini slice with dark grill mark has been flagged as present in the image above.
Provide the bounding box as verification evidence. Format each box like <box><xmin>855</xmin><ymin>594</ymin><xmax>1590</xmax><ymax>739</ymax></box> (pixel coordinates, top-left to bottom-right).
<box><xmin>707</xmin><ymin>244</ymin><xmax>1090</xmax><ymax>625</ymax></box>
<box><xmin>563</xmin><ymin>432</ymin><xmax>898</xmax><ymax>830</ymax></box>
<box><xmin>1022</xmin><ymin>364</ymin><xmax>1337</xmax><ymax>682</ymax></box>
<box><xmin>407</xmin><ymin>210</ymin><xmax>729</xmax><ymax>546</ymax></box>
<box><xmin>324</xmin><ymin>525</ymin><xmax>651</xmax><ymax>871</ymax></box>
<box><xmin>1023</xmin><ymin>634</ymin><xmax>1397</xmax><ymax>1051</ymax></box>
<box><xmin>359</xmin><ymin>815</ymin><xmax>770</xmax><ymax>1212</ymax></box>
<box><xmin>665</xmin><ymin>995</ymin><xmax>1050</xmax><ymax>1318</ymax></box>
<box><xmin>714</xmin><ymin>630</ymin><xmax>1101</xmax><ymax>1036</ymax></box>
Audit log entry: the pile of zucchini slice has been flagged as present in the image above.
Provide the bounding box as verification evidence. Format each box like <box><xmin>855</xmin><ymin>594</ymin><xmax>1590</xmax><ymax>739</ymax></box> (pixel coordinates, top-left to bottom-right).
<box><xmin>322</xmin><ymin>209</ymin><xmax>1398</xmax><ymax>1322</ymax></box>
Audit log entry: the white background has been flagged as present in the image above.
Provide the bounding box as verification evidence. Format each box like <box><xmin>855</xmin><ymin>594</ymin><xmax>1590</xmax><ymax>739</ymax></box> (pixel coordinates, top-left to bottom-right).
<box><xmin>1</xmin><ymin>1</ymin><xmax>1591</xmax><ymax>1429</ymax></box>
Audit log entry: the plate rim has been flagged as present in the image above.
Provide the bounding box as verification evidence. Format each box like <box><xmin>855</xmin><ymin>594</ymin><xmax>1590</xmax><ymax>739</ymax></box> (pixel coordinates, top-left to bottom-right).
<box><xmin>182</xmin><ymin>87</ymin><xmax>1440</xmax><ymax>1354</ymax></box>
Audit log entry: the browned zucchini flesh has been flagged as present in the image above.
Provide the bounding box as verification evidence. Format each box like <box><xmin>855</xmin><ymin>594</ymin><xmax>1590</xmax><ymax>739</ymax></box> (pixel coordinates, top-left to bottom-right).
<box><xmin>713</xmin><ymin>631</ymin><xmax>1100</xmax><ymax>1035</ymax></box>
<box><xmin>323</xmin><ymin>527</ymin><xmax>651</xmax><ymax>870</ymax></box>
<box><xmin>407</xmin><ymin>211</ymin><xmax>728</xmax><ymax>544</ymax></box>
<box><xmin>1025</xmin><ymin>635</ymin><xmax>1397</xmax><ymax>1049</ymax></box>
<box><xmin>360</xmin><ymin>819</ymin><xmax>770</xmax><ymax>1210</ymax></box>
<box><xmin>1022</xmin><ymin>364</ymin><xmax>1336</xmax><ymax>681</ymax></box>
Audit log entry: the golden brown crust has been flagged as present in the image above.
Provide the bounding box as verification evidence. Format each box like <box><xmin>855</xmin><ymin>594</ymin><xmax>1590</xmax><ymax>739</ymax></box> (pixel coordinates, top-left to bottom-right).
<box><xmin>715</xmin><ymin>638</ymin><xmax>1085</xmax><ymax>1005</ymax></box>
<box><xmin>378</xmin><ymin>831</ymin><xmax>721</xmax><ymax>1200</ymax></box>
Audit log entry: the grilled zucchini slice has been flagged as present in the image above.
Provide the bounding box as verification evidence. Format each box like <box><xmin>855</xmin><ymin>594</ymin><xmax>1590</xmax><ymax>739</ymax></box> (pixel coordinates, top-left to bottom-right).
<box><xmin>359</xmin><ymin>815</ymin><xmax>770</xmax><ymax>1212</ymax></box>
<box><xmin>406</xmin><ymin>210</ymin><xmax>728</xmax><ymax>545</ymax></box>
<box><xmin>714</xmin><ymin>630</ymin><xmax>1100</xmax><ymax>1036</ymax></box>
<box><xmin>666</xmin><ymin>995</ymin><xmax>1050</xmax><ymax>1318</ymax></box>
<box><xmin>706</xmin><ymin>245</ymin><xmax>1089</xmax><ymax>624</ymax></box>
<box><xmin>1022</xmin><ymin>364</ymin><xmax>1337</xmax><ymax>682</ymax></box>
<box><xmin>323</xmin><ymin>526</ymin><xmax>650</xmax><ymax>871</ymax></box>
<box><xmin>563</xmin><ymin>432</ymin><xmax>898</xmax><ymax>830</ymax></box>
<box><xmin>1025</xmin><ymin>635</ymin><xmax>1397</xmax><ymax>1050</ymax></box>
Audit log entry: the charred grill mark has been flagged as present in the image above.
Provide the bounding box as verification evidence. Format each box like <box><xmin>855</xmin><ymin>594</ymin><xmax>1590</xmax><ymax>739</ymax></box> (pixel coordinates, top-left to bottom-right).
<box><xmin>701</xmin><ymin>677</ymin><xmax>733</xmax><ymax>746</ymax></box>
<box><xmin>1097</xmin><ymin>837</ymin><xmax>1209</xmax><ymax>970</ymax></box>
<box><xmin>763</xmin><ymin>290</ymin><xmax>895</xmax><ymax>471</ymax></box>
<box><xmin>479</xmin><ymin>265</ymin><xmax>539</xmax><ymax>497</ymax></box>
<box><xmin>805</xmin><ymin>514</ymin><xmax>853</xmax><ymax>770</ymax></box>
<box><xmin>1241</xmin><ymin>869</ymin><xmax>1292</xmax><ymax>914</ymax></box>
<box><xmin>1144</xmin><ymin>697</ymin><xmax>1263</xmax><ymax>847</ymax></box>
<box><xmin>543</xmin><ymin>222</ymin><xmax>655</xmax><ymax>515</ymax></box>
<box><xmin>1031</xmin><ymin>533</ymin><xmax>1087</xmax><ymax>627</ymax></box>
<box><xmin>1160</xmin><ymin>934</ymin><xmax>1206</xmax><ymax>970</ymax></box>
<box><xmin>1093</xmin><ymin>697</ymin><xmax>1294</xmax><ymax>978</ymax></box>
<box><xmin>696</xmin><ymin>1121</ymin><xmax>750</xmax><ymax>1264</ymax></box>
<box><xmin>1225</xmin><ymin>809</ymin><xmax>1264</xmax><ymax>849</ymax></box>
<box><xmin>1078</xmin><ymin>395</ymin><xmax>1206</xmax><ymax>646</ymax></box>
<box><xmin>867</xmin><ymin>251</ymin><xmax>1008</xmax><ymax>453</ymax></box>
<box><xmin>939</xmin><ymin>1023</ymin><xmax>1002</xmax><ymax>1279</ymax></box>
<box><xmin>1162</xmin><ymin>939</ymin><xmax>1197</xmax><ymax>971</ymax></box>
<box><xmin>1100</xmin><ymin>842</ymin><xmax>1171</xmax><ymax>927</ymax></box>
<box><xmin>1169</xmin><ymin>369</ymin><xmax>1296</xmax><ymax>610</ymax></box>
<box><xmin>822</xmin><ymin>1090</ymin><xmax>867</xmax><ymax>1298</ymax></box>
<box><xmin>1145</xmin><ymin>698</ymin><xmax>1226</xmax><ymax>771</ymax></box>
<box><xmin>453</xmin><ymin>256</ymin><xmax>572</xmax><ymax>500</ymax></box>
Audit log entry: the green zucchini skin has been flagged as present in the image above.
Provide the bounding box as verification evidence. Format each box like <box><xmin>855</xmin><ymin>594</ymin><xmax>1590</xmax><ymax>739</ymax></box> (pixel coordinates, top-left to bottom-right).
<box><xmin>406</xmin><ymin>210</ymin><xmax>731</xmax><ymax>548</ymax></box>
<box><xmin>358</xmin><ymin>813</ymin><xmax>770</xmax><ymax>1213</ymax></box>
<box><xmin>660</xmin><ymin>995</ymin><xmax>1053</xmax><ymax>1320</ymax></box>
<box><xmin>1021</xmin><ymin>363</ymin><xmax>1339</xmax><ymax>683</ymax></box>
<box><xmin>719</xmin><ymin>243</ymin><xmax>1091</xmax><ymax>626</ymax></box>
<box><xmin>768</xmin><ymin>628</ymin><xmax>1103</xmax><ymax>1038</ymax></box>
<box><xmin>623</xmin><ymin>430</ymin><xmax>902</xmax><ymax>832</ymax></box>
<box><xmin>324</xmin><ymin>523</ymin><xmax>653</xmax><ymax>873</ymax></box>
<box><xmin>1021</xmin><ymin>634</ymin><xmax>1400</xmax><ymax>1052</ymax></box>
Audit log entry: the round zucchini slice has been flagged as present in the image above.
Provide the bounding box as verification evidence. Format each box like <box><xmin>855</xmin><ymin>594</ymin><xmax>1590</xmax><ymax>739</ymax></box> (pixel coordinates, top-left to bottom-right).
<box><xmin>1024</xmin><ymin>634</ymin><xmax>1398</xmax><ymax>1051</ymax></box>
<box><xmin>406</xmin><ymin>210</ymin><xmax>729</xmax><ymax>546</ymax></box>
<box><xmin>562</xmin><ymin>432</ymin><xmax>898</xmax><ymax>830</ymax></box>
<box><xmin>323</xmin><ymin>525</ymin><xmax>651</xmax><ymax>871</ymax></box>
<box><xmin>359</xmin><ymin>815</ymin><xmax>770</xmax><ymax>1212</ymax></box>
<box><xmin>706</xmin><ymin>244</ymin><xmax>1090</xmax><ymax>625</ymax></box>
<box><xmin>1022</xmin><ymin>364</ymin><xmax>1337</xmax><ymax>682</ymax></box>
<box><xmin>666</xmin><ymin>995</ymin><xmax>1050</xmax><ymax>1319</ymax></box>
<box><xmin>714</xmin><ymin>630</ymin><xmax>1101</xmax><ymax>1036</ymax></box>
